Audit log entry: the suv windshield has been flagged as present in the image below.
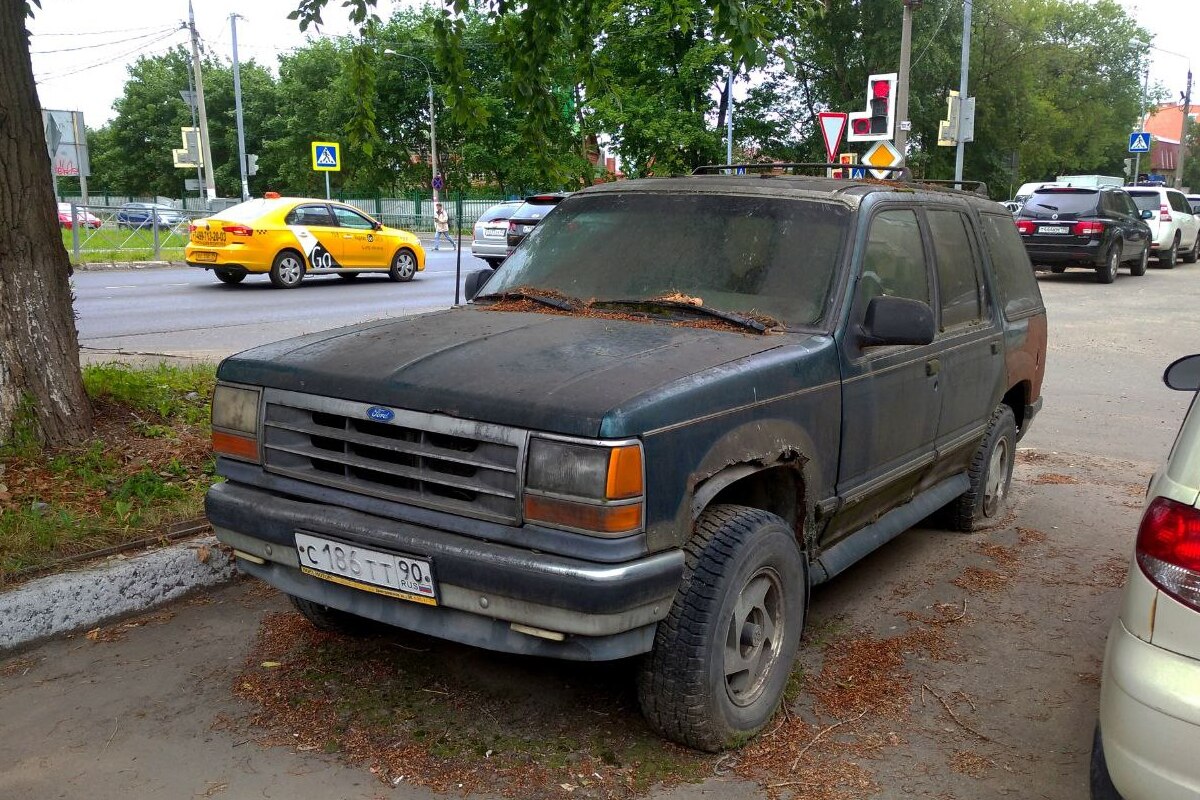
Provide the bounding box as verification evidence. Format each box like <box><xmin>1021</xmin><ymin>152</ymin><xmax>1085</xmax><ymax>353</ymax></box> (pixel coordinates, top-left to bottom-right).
<box><xmin>1020</xmin><ymin>189</ymin><xmax>1099</xmax><ymax>218</ymax></box>
<box><xmin>1126</xmin><ymin>191</ymin><xmax>1162</xmax><ymax>213</ymax></box>
<box><xmin>484</xmin><ymin>192</ymin><xmax>850</xmax><ymax>327</ymax></box>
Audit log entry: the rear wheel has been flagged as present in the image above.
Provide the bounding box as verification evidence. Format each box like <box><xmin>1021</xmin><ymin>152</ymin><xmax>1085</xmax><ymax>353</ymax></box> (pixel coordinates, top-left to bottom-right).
<box><xmin>1159</xmin><ymin>235</ymin><xmax>1179</xmax><ymax>268</ymax></box>
<box><xmin>949</xmin><ymin>404</ymin><xmax>1017</xmax><ymax>531</ymax></box>
<box><xmin>214</xmin><ymin>270</ymin><xmax>245</xmax><ymax>285</ymax></box>
<box><xmin>269</xmin><ymin>250</ymin><xmax>305</xmax><ymax>288</ymax></box>
<box><xmin>389</xmin><ymin>248</ymin><xmax>418</xmax><ymax>282</ymax></box>
<box><xmin>1183</xmin><ymin>233</ymin><xmax>1200</xmax><ymax>263</ymax></box>
<box><xmin>638</xmin><ymin>505</ymin><xmax>806</xmax><ymax>751</ymax></box>
<box><xmin>289</xmin><ymin>595</ymin><xmax>370</xmax><ymax>635</ymax></box>
<box><xmin>1129</xmin><ymin>244</ymin><xmax>1148</xmax><ymax>276</ymax></box>
<box><xmin>1095</xmin><ymin>245</ymin><xmax>1119</xmax><ymax>284</ymax></box>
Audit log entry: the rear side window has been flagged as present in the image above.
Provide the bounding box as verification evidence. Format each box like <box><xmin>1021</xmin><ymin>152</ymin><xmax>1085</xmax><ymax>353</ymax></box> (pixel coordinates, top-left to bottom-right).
<box><xmin>979</xmin><ymin>212</ymin><xmax>1042</xmax><ymax>320</ymax></box>
<box><xmin>1127</xmin><ymin>191</ymin><xmax>1161</xmax><ymax>213</ymax></box>
<box><xmin>859</xmin><ymin>209</ymin><xmax>929</xmax><ymax>305</ymax></box>
<box><xmin>1169</xmin><ymin>191</ymin><xmax>1191</xmax><ymax>213</ymax></box>
<box><xmin>286</xmin><ymin>204</ymin><xmax>335</xmax><ymax>227</ymax></box>
<box><xmin>927</xmin><ymin>209</ymin><xmax>983</xmax><ymax>329</ymax></box>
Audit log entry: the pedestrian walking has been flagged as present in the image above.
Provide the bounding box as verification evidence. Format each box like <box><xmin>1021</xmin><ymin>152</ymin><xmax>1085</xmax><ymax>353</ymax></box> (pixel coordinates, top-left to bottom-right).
<box><xmin>433</xmin><ymin>202</ymin><xmax>455</xmax><ymax>251</ymax></box>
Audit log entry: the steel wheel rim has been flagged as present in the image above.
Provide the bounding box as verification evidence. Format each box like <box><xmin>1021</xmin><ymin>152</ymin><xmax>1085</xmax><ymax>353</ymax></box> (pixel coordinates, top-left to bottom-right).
<box><xmin>1108</xmin><ymin>249</ymin><xmax>1118</xmax><ymax>278</ymax></box>
<box><xmin>396</xmin><ymin>253</ymin><xmax>415</xmax><ymax>279</ymax></box>
<box><xmin>279</xmin><ymin>255</ymin><xmax>302</xmax><ymax>285</ymax></box>
<box><xmin>983</xmin><ymin>436</ymin><xmax>1010</xmax><ymax>517</ymax></box>
<box><xmin>724</xmin><ymin>567</ymin><xmax>784</xmax><ymax>708</ymax></box>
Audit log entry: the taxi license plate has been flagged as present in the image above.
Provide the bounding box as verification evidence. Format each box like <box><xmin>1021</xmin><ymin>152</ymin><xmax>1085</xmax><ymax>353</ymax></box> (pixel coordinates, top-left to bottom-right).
<box><xmin>192</xmin><ymin>230</ymin><xmax>226</xmax><ymax>245</ymax></box>
<box><xmin>193</xmin><ymin>252</ymin><xmax>217</xmax><ymax>262</ymax></box>
<box><xmin>484</xmin><ymin>228</ymin><xmax>505</xmax><ymax>239</ymax></box>
<box><xmin>295</xmin><ymin>531</ymin><xmax>437</xmax><ymax>605</ymax></box>
<box><xmin>1039</xmin><ymin>225</ymin><xmax>1070</xmax><ymax>235</ymax></box>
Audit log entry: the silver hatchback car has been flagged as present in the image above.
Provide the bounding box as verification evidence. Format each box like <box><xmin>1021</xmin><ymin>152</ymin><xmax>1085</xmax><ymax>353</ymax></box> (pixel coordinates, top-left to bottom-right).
<box><xmin>1091</xmin><ymin>354</ymin><xmax>1200</xmax><ymax>800</ymax></box>
<box><xmin>469</xmin><ymin>201</ymin><xmax>522</xmax><ymax>269</ymax></box>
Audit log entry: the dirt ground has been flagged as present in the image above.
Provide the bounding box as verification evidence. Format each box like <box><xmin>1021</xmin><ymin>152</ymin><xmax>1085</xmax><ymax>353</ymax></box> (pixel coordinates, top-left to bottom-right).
<box><xmin>1</xmin><ymin>266</ymin><xmax>1195</xmax><ymax>799</ymax></box>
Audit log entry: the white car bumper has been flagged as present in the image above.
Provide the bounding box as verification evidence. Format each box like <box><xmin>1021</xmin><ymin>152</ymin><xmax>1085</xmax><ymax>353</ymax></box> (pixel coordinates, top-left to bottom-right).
<box><xmin>1098</xmin><ymin>618</ymin><xmax>1200</xmax><ymax>799</ymax></box>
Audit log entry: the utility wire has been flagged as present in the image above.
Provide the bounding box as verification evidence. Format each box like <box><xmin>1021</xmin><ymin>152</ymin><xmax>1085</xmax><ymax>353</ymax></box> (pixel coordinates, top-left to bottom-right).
<box><xmin>35</xmin><ymin>28</ymin><xmax>184</xmax><ymax>82</ymax></box>
<box><xmin>33</xmin><ymin>24</ymin><xmax>171</xmax><ymax>37</ymax></box>
<box><xmin>31</xmin><ymin>27</ymin><xmax>179</xmax><ymax>55</ymax></box>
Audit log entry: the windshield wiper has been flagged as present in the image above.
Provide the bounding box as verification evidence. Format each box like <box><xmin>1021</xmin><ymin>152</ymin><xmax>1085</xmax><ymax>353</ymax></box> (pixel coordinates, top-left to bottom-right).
<box><xmin>474</xmin><ymin>289</ymin><xmax>578</xmax><ymax>311</ymax></box>
<box><xmin>1032</xmin><ymin>202</ymin><xmax>1059</xmax><ymax>211</ymax></box>
<box><xmin>591</xmin><ymin>299</ymin><xmax>770</xmax><ymax>333</ymax></box>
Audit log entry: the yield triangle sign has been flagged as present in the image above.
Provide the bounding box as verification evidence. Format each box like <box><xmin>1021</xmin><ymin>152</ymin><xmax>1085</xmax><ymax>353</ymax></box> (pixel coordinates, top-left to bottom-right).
<box><xmin>818</xmin><ymin>112</ymin><xmax>848</xmax><ymax>164</ymax></box>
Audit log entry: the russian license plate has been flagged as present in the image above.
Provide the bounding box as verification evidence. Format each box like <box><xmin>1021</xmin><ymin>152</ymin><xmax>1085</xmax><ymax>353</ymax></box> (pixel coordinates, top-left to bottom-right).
<box><xmin>484</xmin><ymin>227</ymin><xmax>505</xmax><ymax>239</ymax></box>
<box><xmin>294</xmin><ymin>531</ymin><xmax>437</xmax><ymax>605</ymax></box>
<box><xmin>1039</xmin><ymin>225</ymin><xmax>1070</xmax><ymax>235</ymax></box>
<box><xmin>193</xmin><ymin>251</ymin><xmax>217</xmax><ymax>262</ymax></box>
<box><xmin>191</xmin><ymin>229</ymin><xmax>226</xmax><ymax>245</ymax></box>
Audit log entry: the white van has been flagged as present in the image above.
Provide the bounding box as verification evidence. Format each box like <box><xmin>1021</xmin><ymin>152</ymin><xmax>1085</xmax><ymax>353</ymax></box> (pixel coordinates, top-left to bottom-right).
<box><xmin>1013</xmin><ymin>181</ymin><xmax>1063</xmax><ymax>205</ymax></box>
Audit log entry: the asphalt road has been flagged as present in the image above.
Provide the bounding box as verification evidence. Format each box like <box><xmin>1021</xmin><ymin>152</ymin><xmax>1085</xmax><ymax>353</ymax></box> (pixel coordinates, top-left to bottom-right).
<box><xmin>73</xmin><ymin>248</ymin><xmax>493</xmax><ymax>359</ymax></box>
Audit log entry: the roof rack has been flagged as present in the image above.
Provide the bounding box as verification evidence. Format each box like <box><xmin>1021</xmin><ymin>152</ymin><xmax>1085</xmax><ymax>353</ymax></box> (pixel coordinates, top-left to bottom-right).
<box><xmin>910</xmin><ymin>179</ymin><xmax>989</xmax><ymax>196</ymax></box>
<box><xmin>691</xmin><ymin>162</ymin><xmax>913</xmax><ymax>181</ymax></box>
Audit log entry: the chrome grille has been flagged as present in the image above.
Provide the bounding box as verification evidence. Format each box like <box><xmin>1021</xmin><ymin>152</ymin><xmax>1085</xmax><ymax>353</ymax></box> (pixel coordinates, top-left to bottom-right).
<box><xmin>261</xmin><ymin>389</ymin><xmax>524</xmax><ymax>523</ymax></box>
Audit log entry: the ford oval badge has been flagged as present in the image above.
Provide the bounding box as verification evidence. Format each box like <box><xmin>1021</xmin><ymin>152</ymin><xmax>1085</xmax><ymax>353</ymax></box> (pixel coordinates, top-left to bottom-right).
<box><xmin>366</xmin><ymin>406</ymin><xmax>395</xmax><ymax>423</ymax></box>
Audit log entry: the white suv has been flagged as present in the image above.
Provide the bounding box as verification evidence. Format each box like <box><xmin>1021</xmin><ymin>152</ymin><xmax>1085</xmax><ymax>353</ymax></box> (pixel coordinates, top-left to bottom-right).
<box><xmin>1125</xmin><ymin>186</ymin><xmax>1200</xmax><ymax>267</ymax></box>
<box><xmin>1091</xmin><ymin>354</ymin><xmax>1200</xmax><ymax>800</ymax></box>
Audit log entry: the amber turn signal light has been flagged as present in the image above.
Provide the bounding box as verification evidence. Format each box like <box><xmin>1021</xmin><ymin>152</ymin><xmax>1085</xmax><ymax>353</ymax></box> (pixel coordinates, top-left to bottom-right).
<box><xmin>524</xmin><ymin>495</ymin><xmax>642</xmax><ymax>535</ymax></box>
<box><xmin>606</xmin><ymin>445</ymin><xmax>643</xmax><ymax>500</ymax></box>
<box><xmin>212</xmin><ymin>430</ymin><xmax>259</xmax><ymax>462</ymax></box>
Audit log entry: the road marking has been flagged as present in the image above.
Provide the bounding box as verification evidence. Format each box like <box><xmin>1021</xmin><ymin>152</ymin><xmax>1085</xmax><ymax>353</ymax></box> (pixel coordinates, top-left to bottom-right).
<box><xmin>103</xmin><ymin>285</ymin><xmax>138</xmax><ymax>289</ymax></box>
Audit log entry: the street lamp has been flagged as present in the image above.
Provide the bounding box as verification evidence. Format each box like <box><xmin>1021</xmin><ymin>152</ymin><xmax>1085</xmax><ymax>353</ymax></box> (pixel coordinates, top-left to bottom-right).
<box><xmin>383</xmin><ymin>48</ymin><xmax>440</xmax><ymax>203</ymax></box>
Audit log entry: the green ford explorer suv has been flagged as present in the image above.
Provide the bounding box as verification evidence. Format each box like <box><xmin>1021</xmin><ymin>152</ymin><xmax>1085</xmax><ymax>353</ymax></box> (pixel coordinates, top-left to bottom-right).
<box><xmin>207</xmin><ymin>167</ymin><xmax>1047</xmax><ymax>751</ymax></box>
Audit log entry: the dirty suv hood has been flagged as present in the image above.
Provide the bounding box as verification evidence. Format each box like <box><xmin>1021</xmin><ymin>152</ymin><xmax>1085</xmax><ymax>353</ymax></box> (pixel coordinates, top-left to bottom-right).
<box><xmin>217</xmin><ymin>307</ymin><xmax>802</xmax><ymax>437</ymax></box>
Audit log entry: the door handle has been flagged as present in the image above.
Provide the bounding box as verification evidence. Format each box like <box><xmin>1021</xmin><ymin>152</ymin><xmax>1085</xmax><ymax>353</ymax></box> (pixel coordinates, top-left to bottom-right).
<box><xmin>342</xmin><ymin>234</ymin><xmax>353</xmax><ymax>239</ymax></box>
<box><xmin>926</xmin><ymin>358</ymin><xmax>941</xmax><ymax>377</ymax></box>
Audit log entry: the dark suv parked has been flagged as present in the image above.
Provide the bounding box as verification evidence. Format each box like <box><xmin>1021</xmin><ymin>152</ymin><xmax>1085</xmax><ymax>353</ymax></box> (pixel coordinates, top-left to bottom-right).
<box><xmin>1016</xmin><ymin>186</ymin><xmax>1152</xmax><ymax>283</ymax></box>
<box><xmin>206</xmin><ymin>167</ymin><xmax>1047</xmax><ymax>751</ymax></box>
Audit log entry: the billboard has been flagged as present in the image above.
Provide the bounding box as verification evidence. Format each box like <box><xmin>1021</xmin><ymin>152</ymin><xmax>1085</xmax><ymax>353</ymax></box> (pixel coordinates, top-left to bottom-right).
<box><xmin>42</xmin><ymin>109</ymin><xmax>90</xmax><ymax>177</ymax></box>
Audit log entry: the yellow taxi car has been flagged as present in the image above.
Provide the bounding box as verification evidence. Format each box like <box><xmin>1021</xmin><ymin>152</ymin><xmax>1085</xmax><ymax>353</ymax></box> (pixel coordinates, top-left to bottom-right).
<box><xmin>184</xmin><ymin>193</ymin><xmax>425</xmax><ymax>288</ymax></box>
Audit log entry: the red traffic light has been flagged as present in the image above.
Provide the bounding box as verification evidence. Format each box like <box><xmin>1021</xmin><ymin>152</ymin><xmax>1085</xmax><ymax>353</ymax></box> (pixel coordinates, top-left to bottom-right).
<box><xmin>872</xmin><ymin>80</ymin><xmax>892</xmax><ymax>99</ymax></box>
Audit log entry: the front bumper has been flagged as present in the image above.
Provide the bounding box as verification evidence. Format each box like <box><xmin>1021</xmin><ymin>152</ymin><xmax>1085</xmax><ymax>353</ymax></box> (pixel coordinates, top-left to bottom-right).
<box><xmin>1097</xmin><ymin>618</ymin><xmax>1200</xmax><ymax>800</ymax></box>
<box><xmin>206</xmin><ymin>481</ymin><xmax>684</xmax><ymax>661</ymax></box>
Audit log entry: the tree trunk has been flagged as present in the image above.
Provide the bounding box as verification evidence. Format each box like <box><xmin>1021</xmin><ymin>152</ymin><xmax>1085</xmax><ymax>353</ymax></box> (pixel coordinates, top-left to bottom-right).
<box><xmin>0</xmin><ymin>0</ymin><xmax>93</xmax><ymax>447</ymax></box>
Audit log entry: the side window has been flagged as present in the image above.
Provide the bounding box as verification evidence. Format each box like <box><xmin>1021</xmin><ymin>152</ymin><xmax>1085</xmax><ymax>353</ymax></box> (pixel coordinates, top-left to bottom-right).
<box><xmin>1171</xmin><ymin>192</ymin><xmax>1192</xmax><ymax>214</ymax></box>
<box><xmin>927</xmin><ymin>209</ymin><xmax>983</xmax><ymax>329</ymax></box>
<box><xmin>1121</xmin><ymin>193</ymin><xmax>1140</xmax><ymax>217</ymax></box>
<box><xmin>286</xmin><ymin>204</ymin><xmax>335</xmax><ymax>227</ymax></box>
<box><xmin>979</xmin><ymin>212</ymin><xmax>1043</xmax><ymax>320</ymax></box>
<box><xmin>858</xmin><ymin>208</ymin><xmax>929</xmax><ymax>307</ymax></box>
<box><xmin>332</xmin><ymin>206</ymin><xmax>375</xmax><ymax>230</ymax></box>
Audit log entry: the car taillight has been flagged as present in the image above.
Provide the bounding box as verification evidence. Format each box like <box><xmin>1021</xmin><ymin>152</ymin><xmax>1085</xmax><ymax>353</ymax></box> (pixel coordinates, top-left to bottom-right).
<box><xmin>508</xmin><ymin>221</ymin><xmax>517</xmax><ymax>233</ymax></box>
<box><xmin>222</xmin><ymin>225</ymin><xmax>253</xmax><ymax>236</ymax></box>
<box><xmin>188</xmin><ymin>223</ymin><xmax>199</xmax><ymax>233</ymax></box>
<box><xmin>1016</xmin><ymin>220</ymin><xmax>1034</xmax><ymax>235</ymax></box>
<box><xmin>1160</xmin><ymin>203</ymin><xmax>1172</xmax><ymax>222</ymax></box>
<box><xmin>1072</xmin><ymin>220</ymin><xmax>1105</xmax><ymax>236</ymax></box>
<box><xmin>1136</xmin><ymin>496</ymin><xmax>1200</xmax><ymax>611</ymax></box>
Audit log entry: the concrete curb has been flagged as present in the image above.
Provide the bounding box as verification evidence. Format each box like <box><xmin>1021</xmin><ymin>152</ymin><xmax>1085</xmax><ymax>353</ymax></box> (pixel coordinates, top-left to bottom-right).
<box><xmin>73</xmin><ymin>261</ymin><xmax>183</xmax><ymax>271</ymax></box>
<box><xmin>0</xmin><ymin>536</ymin><xmax>236</xmax><ymax>651</ymax></box>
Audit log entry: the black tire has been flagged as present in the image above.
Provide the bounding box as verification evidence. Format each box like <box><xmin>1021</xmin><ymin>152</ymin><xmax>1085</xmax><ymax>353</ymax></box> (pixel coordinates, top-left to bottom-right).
<box><xmin>1129</xmin><ymin>244</ymin><xmax>1148</xmax><ymax>277</ymax></box>
<box><xmin>1049</xmin><ymin>266</ymin><xmax>1067</xmax><ymax>274</ymax></box>
<box><xmin>214</xmin><ymin>270</ymin><xmax>245</xmax><ymax>285</ymax></box>
<box><xmin>1159</xmin><ymin>235</ymin><xmax>1178</xmax><ymax>268</ymax></box>
<box><xmin>949</xmin><ymin>404</ymin><xmax>1017</xmax><ymax>531</ymax></box>
<box><xmin>1089</xmin><ymin>725</ymin><xmax>1123</xmax><ymax>800</ymax></box>
<box><xmin>638</xmin><ymin>505</ymin><xmax>806</xmax><ymax>751</ymax></box>
<box><xmin>1095</xmin><ymin>245</ymin><xmax>1119</xmax><ymax>284</ymax></box>
<box><xmin>336</xmin><ymin>271</ymin><xmax>361</xmax><ymax>281</ymax></box>
<box><xmin>485</xmin><ymin>258</ymin><xmax>503</xmax><ymax>270</ymax></box>
<box><xmin>269</xmin><ymin>250</ymin><xmax>305</xmax><ymax>288</ymax></box>
<box><xmin>389</xmin><ymin>248</ymin><xmax>418</xmax><ymax>282</ymax></box>
<box><xmin>1183</xmin><ymin>234</ymin><xmax>1200</xmax><ymax>264</ymax></box>
<box><xmin>289</xmin><ymin>594</ymin><xmax>370</xmax><ymax>635</ymax></box>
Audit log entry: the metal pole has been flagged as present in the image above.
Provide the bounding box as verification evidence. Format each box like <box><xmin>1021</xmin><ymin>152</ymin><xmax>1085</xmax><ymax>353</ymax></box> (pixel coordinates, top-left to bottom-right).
<box><xmin>954</xmin><ymin>0</ymin><xmax>972</xmax><ymax>185</ymax></box>
<box><xmin>71</xmin><ymin>112</ymin><xmax>89</xmax><ymax>209</ymax></box>
<box><xmin>1175</xmin><ymin>69</ymin><xmax>1193</xmax><ymax>189</ymax></box>
<box><xmin>231</xmin><ymin>14</ymin><xmax>249</xmax><ymax>201</ymax></box>
<box><xmin>185</xmin><ymin>67</ymin><xmax>202</xmax><ymax>202</ymax></box>
<box><xmin>454</xmin><ymin>203</ymin><xmax>462</xmax><ymax>306</ymax></box>
<box><xmin>725</xmin><ymin>69</ymin><xmax>733</xmax><ymax>165</ymax></box>
<box><xmin>429</xmin><ymin>81</ymin><xmax>439</xmax><ymax>204</ymax></box>
<box><xmin>325</xmin><ymin>172</ymin><xmax>331</xmax><ymax>200</ymax></box>
<box><xmin>895</xmin><ymin>0</ymin><xmax>916</xmax><ymax>158</ymax></box>
<box><xmin>1134</xmin><ymin>66</ymin><xmax>1149</xmax><ymax>182</ymax></box>
<box><xmin>188</xmin><ymin>1</ymin><xmax>217</xmax><ymax>204</ymax></box>
<box><xmin>70</xmin><ymin>202</ymin><xmax>80</xmax><ymax>260</ymax></box>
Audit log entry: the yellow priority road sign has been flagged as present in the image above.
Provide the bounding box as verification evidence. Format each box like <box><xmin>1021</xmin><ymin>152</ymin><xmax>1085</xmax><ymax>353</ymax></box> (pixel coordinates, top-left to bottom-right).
<box><xmin>311</xmin><ymin>141</ymin><xmax>341</xmax><ymax>172</ymax></box>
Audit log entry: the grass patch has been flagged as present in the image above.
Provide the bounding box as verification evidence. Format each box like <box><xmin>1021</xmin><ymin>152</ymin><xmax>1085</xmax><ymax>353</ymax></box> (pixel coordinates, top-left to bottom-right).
<box><xmin>0</xmin><ymin>362</ymin><xmax>217</xmax><ymax>583</ymax></box>
<box><xmin>62</xmin><ymin>227</ymin><xmax>188</xmax><ymax>264</ymax></box>
<box><xmin>236</xmin><ymin>612</ymin><xmax>710</xmax><ymax>797</ymax></box>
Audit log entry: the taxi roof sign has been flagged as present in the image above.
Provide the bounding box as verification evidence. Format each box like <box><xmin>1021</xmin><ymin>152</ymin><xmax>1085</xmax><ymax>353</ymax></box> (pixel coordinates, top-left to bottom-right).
<box><xmin>311</xmin><ymin>141</ymin><xmax>341</xmax><ymax>172</ymax></box>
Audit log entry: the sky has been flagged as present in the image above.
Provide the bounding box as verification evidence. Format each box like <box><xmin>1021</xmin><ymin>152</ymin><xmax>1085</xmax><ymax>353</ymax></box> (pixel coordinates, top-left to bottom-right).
<box><xmin>27</xmin><ymin>0</ymin><xmax>1200</xmax><ymax>128</ymax></box>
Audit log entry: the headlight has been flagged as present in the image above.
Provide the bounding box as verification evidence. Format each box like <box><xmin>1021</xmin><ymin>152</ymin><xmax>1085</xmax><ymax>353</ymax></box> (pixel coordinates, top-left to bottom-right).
<box><xmin>211</xmin><ymin>383</ymin><xmax>261</xmax><ymax>462</ymax></box>
<box><xmin>524</xmin><ymin>438</ymin><xmax>643</xmax><ymax>536</ymax></box>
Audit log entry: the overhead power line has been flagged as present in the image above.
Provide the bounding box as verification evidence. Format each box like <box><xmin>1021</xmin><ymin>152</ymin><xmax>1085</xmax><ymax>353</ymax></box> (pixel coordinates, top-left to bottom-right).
<box><xmin>35</xmin><ymin>28</ymin><xmax>184</xmax><ymax>83</ymax></box>
<box><xmin>31</xmin><ymin>27</ymin><xmax>180</xmax><ymax>55</ymax></box>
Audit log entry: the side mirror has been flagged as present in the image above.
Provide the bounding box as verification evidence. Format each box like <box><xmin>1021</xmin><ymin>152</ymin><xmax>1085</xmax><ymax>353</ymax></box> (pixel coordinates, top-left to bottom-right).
<box><xmin>464</xmin><ymin>269</ymin><xmax>492</xmax><ymax>301</ymax></box>
<box><xmin>373</xmin><ymin>221</ymin><xmax>383</xmax><ymax>231</ymax></box>
<box><xmin>1141</xmin><ymin>210</ymin><xmax>1154</xmax><ymax>220</ymax></box>
<box><xmin>860</xmin><ymin>295</ymin><xmax>935</xmax><ymax>347</ymax></box>
<box><xmin>1164</xmin><ymin>354</ymin><xmax>1200</xmax><ymax>391</ymax></box>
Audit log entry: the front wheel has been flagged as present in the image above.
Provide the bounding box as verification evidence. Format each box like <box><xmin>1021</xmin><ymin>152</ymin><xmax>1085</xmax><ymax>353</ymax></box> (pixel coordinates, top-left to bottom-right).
<box><xmin>948</xmin><ymin>404</ymin><xmax>1017</xmax><ymax>531</ymax></box>
<box><xmin>214</xmin><ymin>270</ymin><xmax>245</xmax><ymax>285</ymax></box>
<box><xmin>389</xmin><ymin>248</ymin><xmax>418</xmax><ymax>282</ymax></box>
<box><xmin>1095</xmin><ymin>245</ymin><xmax>1119</xmax><ymax>284</ymax></box>
<box><xmin>1129</xmin><ymin>244</ymin><xmax>1148</xmax><ymax>276</ymax></box>
<box><xmin>269</xmin><ymin>250</ymin><xmax>306</xmax><ymax>288</ymax></box>
<box><xmin>638</xmin><ymin>505</ymin><xmax>806</xmax><ymax>751</ymax></box>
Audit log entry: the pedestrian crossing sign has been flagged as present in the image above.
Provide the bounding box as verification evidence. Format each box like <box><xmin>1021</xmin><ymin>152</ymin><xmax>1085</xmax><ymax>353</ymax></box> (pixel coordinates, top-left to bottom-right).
<box><xmin>311</xmin><ymin>141</ymin><xmax>341</xmax><ymax>171</ymax></box>
<box><xmin>1128</xmin><ymin>132</ymin><xmax>1151</xmax><ymax>154</ymax></box>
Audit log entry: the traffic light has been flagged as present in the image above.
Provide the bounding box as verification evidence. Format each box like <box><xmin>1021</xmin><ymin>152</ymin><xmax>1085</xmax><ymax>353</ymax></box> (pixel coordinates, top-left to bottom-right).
<box><xmin>847</xmin><ymin>73</ymin><xmax>897</xmax><ymax>143</ymax></box>
<box><xmin>246</xmin><ymin>154</ymin><xmax>258</xmax><ymax>177</ymax></box>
